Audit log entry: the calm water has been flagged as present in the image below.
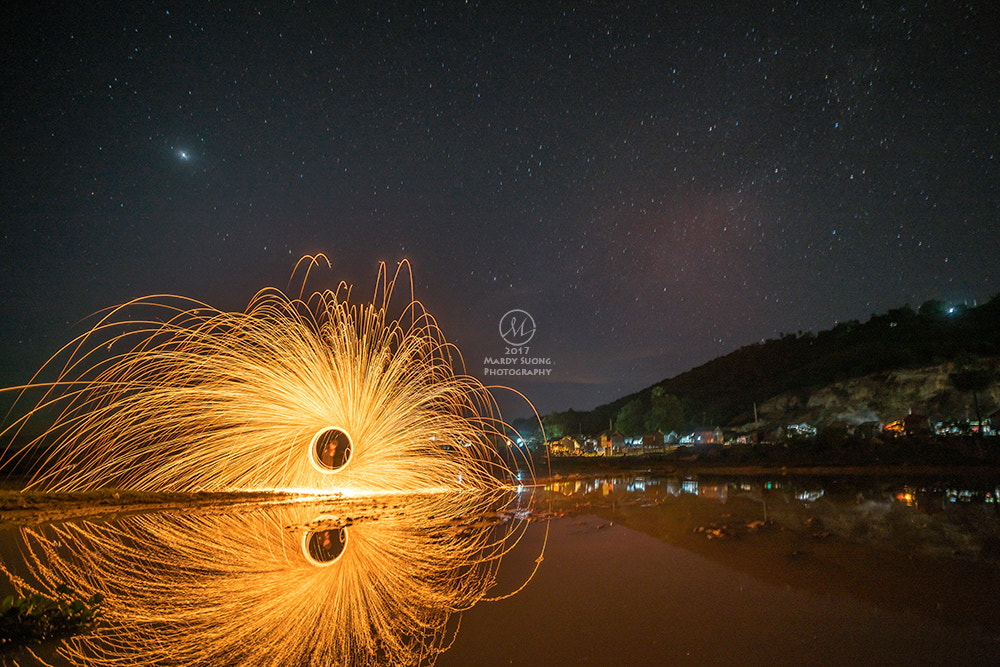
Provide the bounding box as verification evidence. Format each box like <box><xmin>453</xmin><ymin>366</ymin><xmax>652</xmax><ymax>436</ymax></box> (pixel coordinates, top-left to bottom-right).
<box><xmin>3</xmin><ymin>475</ymin><xmax>999</xmax><ymax>666</ymax></box>
<box><xmin>444</xmin><ymin>474</ymin><xmax>1000</xmax><ymax>666</ymax></box>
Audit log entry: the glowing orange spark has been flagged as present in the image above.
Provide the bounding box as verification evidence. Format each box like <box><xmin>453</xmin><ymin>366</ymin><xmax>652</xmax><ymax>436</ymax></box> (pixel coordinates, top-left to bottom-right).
<box><xmin>1</xmin><ymin>491</ymin><xmax>544</xmax><ymax>666</ymax></box>
<box><xmin>1</xmin><ymin>257</ymin><xmax>534</xmax><ymax>494</ymax></box>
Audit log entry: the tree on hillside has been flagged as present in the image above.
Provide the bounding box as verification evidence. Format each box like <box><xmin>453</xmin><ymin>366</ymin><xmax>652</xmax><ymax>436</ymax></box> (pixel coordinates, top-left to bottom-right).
<box><xmin>542</xmin><ymin>412</ymin><xmax>566</xmax><ymax>439</ymax></box>
<box><xmin>644</xmin><ymin>386</ymin><xmax>685</xmax><ymax>433</ymax></box>
<box><xmin>614</xmin><ymin>398</ymin><xmax>645</xmax><ymax>436</ymax></box>
<box><xmin>919</xmin><ymin>299</ymin><xmax>948</xmax><ymax>317</ymax></box>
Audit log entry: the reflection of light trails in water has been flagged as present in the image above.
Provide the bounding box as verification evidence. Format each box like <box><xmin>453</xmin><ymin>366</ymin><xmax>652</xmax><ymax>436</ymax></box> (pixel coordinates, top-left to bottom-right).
<box><xmin>2</xmin><ymin>491</ymin><xmax>543</xmax><ymax>666</ymax></box>
<box><xmin>1</xmin><ymin>257</ymin><xmax>535</xmax><ymax>494</ymax></box>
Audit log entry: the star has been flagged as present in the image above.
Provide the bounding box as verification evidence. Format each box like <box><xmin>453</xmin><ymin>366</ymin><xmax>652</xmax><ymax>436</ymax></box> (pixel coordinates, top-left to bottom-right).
<box><xmin>1</xmin><ymin>2</ymin><xmax>996</xmax><ymax>418</ymax></box>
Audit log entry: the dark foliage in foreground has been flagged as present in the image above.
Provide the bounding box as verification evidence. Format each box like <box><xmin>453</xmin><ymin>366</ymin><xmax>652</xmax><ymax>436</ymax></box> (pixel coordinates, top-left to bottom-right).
<box><xmin>0</xmin><ymin>584</ymin><xmax>104</xmax><ymax>651</ymax></box>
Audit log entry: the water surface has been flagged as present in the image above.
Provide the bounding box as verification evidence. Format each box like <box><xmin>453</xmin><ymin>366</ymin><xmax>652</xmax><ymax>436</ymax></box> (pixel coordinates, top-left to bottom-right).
<box><xmin>2</xmin><ymin>474</ymin><xmax>998</xmax><ymax>665</ymax></box>
<box><xmin>444</xmin><ymin>474</ymin><xmax>1000</xmax><ymax>665</ymax></box>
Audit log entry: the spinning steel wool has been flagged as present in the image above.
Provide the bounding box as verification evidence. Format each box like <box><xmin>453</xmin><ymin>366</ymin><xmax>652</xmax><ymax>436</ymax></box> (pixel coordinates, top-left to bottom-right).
<box><xmin>2</xmin><ymin>257</ymin><xmax>531</xmax><ymax>494</ymax></box>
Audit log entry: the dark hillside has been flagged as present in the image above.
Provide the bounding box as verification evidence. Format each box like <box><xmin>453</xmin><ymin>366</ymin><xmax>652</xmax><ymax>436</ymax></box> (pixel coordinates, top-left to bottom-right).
<box><xmin>665</xmin><ymin>297</ymin><xmax>1000</xmax><ymax>425</ymax></box>
<box><xmin>521</xmin><ymin>297</ymin><xmax>1000</xmax><ymax>439</ymax></box>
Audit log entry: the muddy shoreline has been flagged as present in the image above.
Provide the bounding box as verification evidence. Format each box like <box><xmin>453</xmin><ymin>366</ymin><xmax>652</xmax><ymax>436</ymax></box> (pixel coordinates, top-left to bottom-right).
<box><xmin>0</xmin><ymin>488</ymin><xmax>303</xmax><ymax>528</ymax></box>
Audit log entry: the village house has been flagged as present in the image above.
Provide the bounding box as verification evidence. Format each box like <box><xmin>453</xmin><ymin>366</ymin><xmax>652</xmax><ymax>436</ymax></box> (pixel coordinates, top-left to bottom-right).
<box><xmin>547</xmin><ymin>435</ymin><xmax>582</xmax><ymax>456</ymax></box>
<box><xmin>598</xmin><ymin>429</ymin><xmax>625</xmax><ymax>455</ymax></box>
<box><xmin>642</xmin><ymin>430</ymin><xmax>665</xmax><ymax>451</ymax></box>
<box><xmin>689</xmin><ymin>426</ymin><xmax>724</xmax><ymax>445</ymax></box>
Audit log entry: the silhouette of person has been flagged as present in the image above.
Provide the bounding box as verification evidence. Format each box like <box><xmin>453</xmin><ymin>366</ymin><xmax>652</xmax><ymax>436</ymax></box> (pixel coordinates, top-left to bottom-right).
<box><xmin>318</xmin><ymin>437</ymin><xmax>338</xmax><ymax>468</ymax></box>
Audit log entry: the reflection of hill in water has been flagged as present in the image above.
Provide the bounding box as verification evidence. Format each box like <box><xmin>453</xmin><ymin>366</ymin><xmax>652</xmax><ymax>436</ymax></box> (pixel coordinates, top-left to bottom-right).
<box><xmin>1</xmin><ymin>491</ymin><xmax>539</xmax><ymax>667</ymax></box>
<box><xmin>540</xmin><ymin>475</ymin><xmax>1000</xmax><ymax>635</ymax></box>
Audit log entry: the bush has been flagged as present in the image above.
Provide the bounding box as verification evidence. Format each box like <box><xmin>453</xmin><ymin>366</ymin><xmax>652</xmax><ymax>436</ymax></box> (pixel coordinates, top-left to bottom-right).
<box><xmin>0</xmin><ymin>584</ymin><xmax>103</xmax><ymax>650</ymax></box>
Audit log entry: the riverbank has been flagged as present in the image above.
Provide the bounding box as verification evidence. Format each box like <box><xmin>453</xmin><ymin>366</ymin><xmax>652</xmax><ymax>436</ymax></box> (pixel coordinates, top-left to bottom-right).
<box><xmin>4</xmin><ymin>458</ymin><xmax>999</xmax><ymax>528</ymax></box>
<box><xmin>0</xmin><ymin>487</ymin><xmax>300</xmax><ymax>528</ymax></box>
<box><xmin>530</xmin><ymin>453</ymin><xmax>1000</xmax><ymax>482</ymax></box>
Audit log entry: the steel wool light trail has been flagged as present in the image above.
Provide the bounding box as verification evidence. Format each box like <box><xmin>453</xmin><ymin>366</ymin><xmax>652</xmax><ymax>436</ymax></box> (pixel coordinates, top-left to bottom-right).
<box><xmin>1</xmin><ymin>256</ymin><xmax>531</xmax><ymax>494</ymax></box>
<box><xmin>0</xmin><ymin>491</ymin><xmax>540</xmax><ymax>666</ymax></box>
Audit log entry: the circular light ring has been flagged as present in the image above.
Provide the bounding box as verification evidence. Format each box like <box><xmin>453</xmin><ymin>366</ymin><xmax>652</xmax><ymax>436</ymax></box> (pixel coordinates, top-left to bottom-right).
<box><xmin>308</xmin><ymin>427</ymin><xmax>352</xmax><ymax>473</ymax></box>
<box><xmin>301</xmin><ymin>516</ymin><xmax>348</xmax><ymax>566</ymax></box>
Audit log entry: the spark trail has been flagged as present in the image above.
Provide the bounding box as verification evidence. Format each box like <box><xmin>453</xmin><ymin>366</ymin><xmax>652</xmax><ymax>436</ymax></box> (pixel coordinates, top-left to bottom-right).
<box><xmin>1</xmin><ymin>257</ymin><xmax>533</xmax><ymax>494</ymax></box>
<box><xmin>1</xmin><ymin>491</ymin><xmax>542</xmax><ymax>666</ymax></box>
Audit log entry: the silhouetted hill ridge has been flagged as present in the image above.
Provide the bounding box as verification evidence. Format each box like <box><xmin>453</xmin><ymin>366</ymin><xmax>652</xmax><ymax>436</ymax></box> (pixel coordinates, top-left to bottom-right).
<box><xmin>526</xmin><ymin>297</ymin><xmax>1000</xmax><ymax>438</ymax></box>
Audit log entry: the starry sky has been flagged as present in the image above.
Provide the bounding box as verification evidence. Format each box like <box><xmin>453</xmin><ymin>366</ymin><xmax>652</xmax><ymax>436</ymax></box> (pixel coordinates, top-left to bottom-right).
<box><xmin>2</xmin><ymin>1</ymin><xmax>998</xmax><ymax>418</ymax></box>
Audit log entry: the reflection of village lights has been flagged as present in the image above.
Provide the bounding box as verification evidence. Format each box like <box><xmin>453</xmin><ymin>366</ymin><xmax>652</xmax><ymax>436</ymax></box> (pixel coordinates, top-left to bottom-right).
<box><xmin>1</xmin><ymin>491</ymin><xmax>541</xmax><ymax>667</ymax></box>
<box><xmin>2</xmin><ymin>257</ymin><xmax>531</xmax><ymax>494</ymax></box>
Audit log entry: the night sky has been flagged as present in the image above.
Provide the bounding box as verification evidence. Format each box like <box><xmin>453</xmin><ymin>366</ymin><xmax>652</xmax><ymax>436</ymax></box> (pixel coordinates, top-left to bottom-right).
<box><xmin>2</xmin><ymin>2</ymin><xmax>998</xmax><ymax>418</ymax></box>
